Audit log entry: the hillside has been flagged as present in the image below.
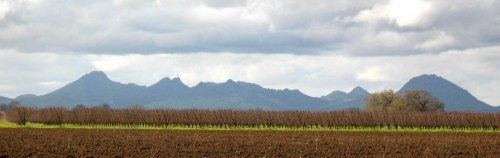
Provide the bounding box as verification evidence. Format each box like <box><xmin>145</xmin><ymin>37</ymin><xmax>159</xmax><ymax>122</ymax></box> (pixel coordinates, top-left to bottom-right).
<box><xmin>397</xmin><ymin>74</ymin><xmax>498</xmax><ymax>112</ymax></box>
<box><xmin>0</xmin><ymin>96</ymin><xmax>11</xmax><ymax>104</ymax></box>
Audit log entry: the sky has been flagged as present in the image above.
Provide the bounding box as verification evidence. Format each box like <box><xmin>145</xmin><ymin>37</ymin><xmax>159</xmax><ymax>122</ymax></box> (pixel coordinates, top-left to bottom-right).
<box><xmin>0</xmin><ymin>0</ymin><xmax>499</xmax><ymax>106</ymax></box>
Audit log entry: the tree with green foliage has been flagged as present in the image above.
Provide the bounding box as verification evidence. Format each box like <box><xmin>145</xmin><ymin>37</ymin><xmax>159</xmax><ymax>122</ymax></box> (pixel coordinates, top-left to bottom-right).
<box><xmin>365</xmin><ymin>89</ymin><xmax>444</xmax><ymax>112</ymax></box>
<box><xmin>364</xmin><ymin>90</ymin><xmax>396</xmax><ymax>112</ymax></box>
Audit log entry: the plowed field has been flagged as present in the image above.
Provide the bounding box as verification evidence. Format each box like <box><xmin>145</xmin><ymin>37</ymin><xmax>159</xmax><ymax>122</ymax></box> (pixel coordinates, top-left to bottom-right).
<box><xmin>0</xmin><ymin>128</ymin><xmax>499</xmax><ymax>157</ymax></box>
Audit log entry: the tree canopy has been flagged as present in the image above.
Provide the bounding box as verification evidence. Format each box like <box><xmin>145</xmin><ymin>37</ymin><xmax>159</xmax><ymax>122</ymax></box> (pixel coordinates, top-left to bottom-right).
<box><xmin>364</xmin><ymin>89</ymin><xmax>444</xmax><ymax>112</ymax></box>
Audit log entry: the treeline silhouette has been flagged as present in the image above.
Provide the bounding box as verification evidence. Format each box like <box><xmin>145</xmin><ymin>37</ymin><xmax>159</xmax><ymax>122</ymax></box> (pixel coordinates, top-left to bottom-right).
<box><xmin>6</xmin><ymin>106</ymin><xmax>499</xmax><ymax>130</ymax></box>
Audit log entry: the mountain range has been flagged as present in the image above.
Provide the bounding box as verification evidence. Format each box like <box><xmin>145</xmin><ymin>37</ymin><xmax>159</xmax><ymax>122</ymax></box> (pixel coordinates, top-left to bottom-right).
<box><xmin>14</xmin><ymin>71</ymin><xmax>329</xmax><ymax>110</ymax></box>
<box><xmin>3</xmin><ymin>71</ymin><xmax>499</xmax><ymax>112</ymax></box>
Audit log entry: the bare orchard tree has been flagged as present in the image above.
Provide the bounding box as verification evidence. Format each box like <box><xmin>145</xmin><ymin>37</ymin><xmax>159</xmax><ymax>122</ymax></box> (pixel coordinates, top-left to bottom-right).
<box><xmin>0</xmin><ymin>111</ymin><xmax>5</xmax><ymax>120</ymax></box>
<box><xmin>395</xmin><ymin>89</ymin><xmax>444</xmax><ymax>112</ymax></box>
<box><xmin>48</xmin><ymin>107</ymin><xmax>67</xmax><ymax>126</ymax></box>
<box><xmin>7</xmin><ymin>106</ymin><xmax>33</xmax><ymax>125</ymax></box>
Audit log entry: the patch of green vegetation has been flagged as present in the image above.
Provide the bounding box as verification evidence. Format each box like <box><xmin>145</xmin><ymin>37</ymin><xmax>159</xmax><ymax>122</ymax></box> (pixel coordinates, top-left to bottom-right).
<box><xmin>0</xmin><ymin>120</ymin><xmax>497</xmax><ymax>132</ymax></box>
<box><xmin>0</xmin><ymin>120</ymin><xmax>20</xmax><ymax>128</ymax></box>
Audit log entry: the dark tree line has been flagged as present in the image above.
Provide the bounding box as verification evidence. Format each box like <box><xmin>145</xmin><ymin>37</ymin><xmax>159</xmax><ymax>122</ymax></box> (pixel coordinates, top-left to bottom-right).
<box><xmin>6</xmin><ymin>106</ymin><xmax>499</xmax><ymax>130</ymax></box>
<box><xmin>0</xmin><ymin>100</ymin><xmax>21</xmax><ymax>112</ymax></box>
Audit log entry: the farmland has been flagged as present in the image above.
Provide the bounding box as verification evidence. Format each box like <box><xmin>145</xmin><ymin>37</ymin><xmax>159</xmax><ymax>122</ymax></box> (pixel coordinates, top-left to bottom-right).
<box><xmin>0</xmin><ymin>128</ymin><xmax>499</xmax><ymax>157</ymax></box>
<box><xmin>1</xmin><ymin>107</ymin><xmax>500</xmax><ymax>157</ymax></box>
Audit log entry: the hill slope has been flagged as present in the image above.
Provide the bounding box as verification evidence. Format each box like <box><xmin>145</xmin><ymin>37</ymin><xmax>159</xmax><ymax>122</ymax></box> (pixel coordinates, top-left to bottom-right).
<box><xmin>16</xmin><ymin>71</ymin><xmax>147</xmax><ymax>107</ymax></box>
<box><xmin>0</xmin><ymin>96</ymin><xmax>11</xmax><ymax>104</ymax></box>
<box><xmin>397</xmin><ymin>74</ymin><xmax>498</xmax><ymax>112</ymax></box>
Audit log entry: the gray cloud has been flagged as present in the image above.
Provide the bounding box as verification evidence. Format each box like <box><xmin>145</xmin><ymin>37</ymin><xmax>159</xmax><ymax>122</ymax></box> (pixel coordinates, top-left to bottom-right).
<box><xmin>1</xmin><ymin>0</ymin><xmax>497</xmax><ymax>55</ymax></box>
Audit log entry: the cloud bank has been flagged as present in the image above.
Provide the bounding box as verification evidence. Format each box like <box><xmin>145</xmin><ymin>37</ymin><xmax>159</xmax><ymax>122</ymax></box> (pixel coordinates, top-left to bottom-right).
<box><xmin>0</xmin><ymin>0</ymin><xmax>499</xmax><ymax>55</ymax></box>
<box><xmin>0</xmin><ymin>0</ymin><xmax>499</xmax><ymax>106</ymax></box>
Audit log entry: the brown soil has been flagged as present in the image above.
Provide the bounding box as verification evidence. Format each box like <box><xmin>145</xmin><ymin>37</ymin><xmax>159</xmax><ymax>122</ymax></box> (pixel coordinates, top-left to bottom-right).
<box><xmin>0</xmin><ymin>128</ymin><xmax>498</xmax><ymax>157</ymax></box>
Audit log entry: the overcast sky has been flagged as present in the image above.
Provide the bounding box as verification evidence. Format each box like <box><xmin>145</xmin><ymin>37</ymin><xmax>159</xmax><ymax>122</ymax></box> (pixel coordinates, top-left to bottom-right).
<box><xmin>0</xmin><ymin>0</ymin><xmax>499</xmax><ymax>106</ymax></box>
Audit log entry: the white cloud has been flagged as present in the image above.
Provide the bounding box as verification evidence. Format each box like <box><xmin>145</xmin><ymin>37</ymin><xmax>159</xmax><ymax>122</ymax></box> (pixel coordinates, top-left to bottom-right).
<box><xmin>356</xmin><ymin>65</ymin><xmax>397</xmax><ymax>82</ymax></box>
<box><xmin>385</xmin><ymin>0</ymin><xmax>433</xmax><ymax>27</ymax></box>
<box><xmin>191</xmin><ymin>4</ymin><xmax>242</xmax><ymax>23</ymax></box>
<box><xmin>417</xmin><ymin>31</ymin><xmax>456</xmax><ymax>51</ymax></box>
<box><xmin>0</xmin><ymin>50</ymin><xmax>95</xmax><ymax>97</ymax></box>
<box><xmin>0</xmin><ymin>0</ymin><xmax>10</xmax><ymax>19</ymax></box>
<box><xmin>0</xmin><ymin>0</ymin><xmax>497</xmax><ymax>55</ymax></box>
<box><xmin>240</xmin><ymin>0</ymin><xmax>273</xmax><ymax>26</ymax></box>
<box><xmin>354</xmin><ymin>0</ymin><xmax>433</xmax><ymax>27</ymax></box>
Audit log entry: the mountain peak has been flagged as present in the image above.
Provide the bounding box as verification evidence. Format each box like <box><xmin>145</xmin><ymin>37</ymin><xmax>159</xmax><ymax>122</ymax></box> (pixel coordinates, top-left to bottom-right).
<box><xmin>79</xmin><ymin>71</ymin><xmax>110</xmax><ymax>81</ymax></box>
<box><xmin>399</xmin><ymin>74</ymin><xmax>496</xmax><ymax>111</ymax></box>
<box><xmin>348</xmin><ymin>86</ymin><xmax>369</xmax><ymax>96</ymax></box>
<box><xmin>152</xmin><ymin>77</ymin><xmax>188</xmax><ymax>89</ymax></box>
<box><xmin>413</xmin><ymin>74</ymin><xmax>443</xmax><ymax>80</ymax></box>
<box><xmin>321</xmin><ymin>87</ymin><xmax>368</xmax><ymax>109</ymax></box>
<box><xmin>328</xmin><ymin>90</ymin><xmax>347</xmax><ymax>95</ymax></box>
<box><xmin>159</xmin><ymin>77</ymin><xmax>172</xmax><ymax>81</ymax></box>
<box><xmin>194</xmin><ymin>82</ymin><xmax>216</xmax><ymax>88</ymax></box>
<box><xmin>321</xmin><ymin>90</ymin><xmax>348</xmax><ymax>101</ymax></box>
<box><xmin>157</xmin><ymin>77</ymin><xmax>182</xmax><ymax>83</ymax></box>
<box><xmin>400</xmin><ymin>74</ymin><xmax>457</xmax><ymax>93</ymax></box>
<box><xmin>225</xmin><ymin>79</ymin><xmax>236</xmax><ymax>84</ymax></box>
<box><xmin>172</xmin><ymin>77</ymin><xmax>181</xmax><ymax>81</ymax></box>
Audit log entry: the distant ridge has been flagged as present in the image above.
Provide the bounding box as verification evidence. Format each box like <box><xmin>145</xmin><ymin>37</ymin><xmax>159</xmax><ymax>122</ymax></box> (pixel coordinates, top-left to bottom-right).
<box><xmin>15</xmin><ymin>71</ymin><xmax>330</xmax><ymax>110</ymax></box>
<box><xmin>8</xmin><ymin>71</ymin><xmax>499</xmax><ymax>112</ymax></box>
<box><xmin>321</xmin><ymin>86</ymin><xmax>369</xmax><ymax>110</ymax></box>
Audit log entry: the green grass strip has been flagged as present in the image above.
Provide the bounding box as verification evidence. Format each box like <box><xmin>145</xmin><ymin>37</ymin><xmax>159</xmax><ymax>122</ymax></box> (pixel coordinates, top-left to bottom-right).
<box><xmin>0</xmin><ymin>120</ymin><xmax>498</xmax><ymax>133</ymax></box>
